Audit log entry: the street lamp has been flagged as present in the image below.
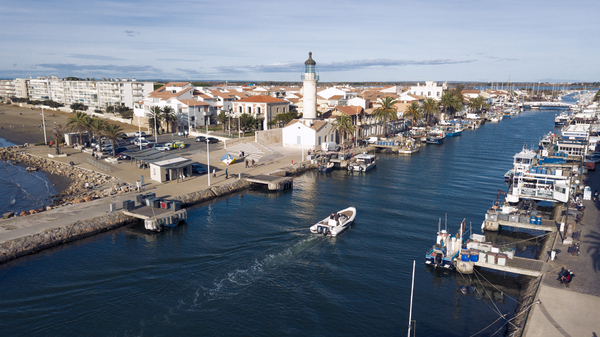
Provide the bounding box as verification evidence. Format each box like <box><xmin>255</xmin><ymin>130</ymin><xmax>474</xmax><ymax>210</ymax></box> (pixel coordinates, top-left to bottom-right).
<box><xmin>41</xmin><ymin>107</ymin><xmax>47</xmax><ymax>144</ymax></box>
<box><xmin>206</xmin><ymin>116</ymin><xmax>211</xmax><ymax>186</ymax></box>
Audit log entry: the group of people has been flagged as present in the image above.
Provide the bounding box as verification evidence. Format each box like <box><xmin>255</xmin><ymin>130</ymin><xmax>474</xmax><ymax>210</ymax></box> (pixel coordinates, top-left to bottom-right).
<box><xmin>245</xmin><ymin>158</ymin><xmax>255</xmax><ymax>168</ymax></box>
<box><xmin>557</xmin><ymin>268</ymin><xmax>574</xmax><ymax>287</ymax></box>
<box><xmin>329</xmin><ymin>212</ymin><xmax>340</xmax><ymax>221</ymax></box>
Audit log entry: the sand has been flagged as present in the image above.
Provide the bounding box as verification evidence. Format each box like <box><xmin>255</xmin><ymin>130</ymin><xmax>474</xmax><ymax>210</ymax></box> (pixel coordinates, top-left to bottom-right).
<box><xmin>0</xmin><ymin>103</ymin><xmax>139</xmax><ymax>146</ymax></box>
<box><xmin>0</xmin><ymin>103</ymin><xmax>137</xmax><ymax>196</ymax></box>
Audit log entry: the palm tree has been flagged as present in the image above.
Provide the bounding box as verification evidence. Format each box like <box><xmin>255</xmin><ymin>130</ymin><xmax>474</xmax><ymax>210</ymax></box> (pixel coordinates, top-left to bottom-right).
<box><xmin>102</xmin><ymin>123</ymin><xmax>123</xmax><ymax>157</ymax></box>
<box><xmin>89</xmin><ymin>118</ymin><xmax>107</xmax><ymax>145</ymax></box>
<box><xmin>439</xmin><ymin>92</ymin><xmax>462</xmax><ymax>119</ymax></box>
<box><xmin>372</xmin><ymin>97</ymin><xmax>398</xmax><ymax>136</ymax></box>
<box><xmin>216</xmin><ymin>111</ymin><xmax>228</xmax><ymax>131</ymax></box>
<box><xmin>331</xmin><ymin>114</ymin><xmax>355</xmax><ymax>154</ymax></box>
<box><xmin>53</xmin><ymin>124</ymin><xmax>63</xmax><ymax>155</ymax></box>
<box><xmin>162</xmin><ymin>106</ymin><xmax>176</xmax><ymax>133</ymax></box>
<box><xmin>421</xmin><ymin>97</ymin><xmax>440</xmax><ymax>126</ymax></box>
<box><xmin>66</xmin><ymin>111</ymin><xmax>88</xmax><ymax>145</ymax></box>
<box><xmin>148</xmin><ymin>106</ymin><xmax>163</xmax><ymax>134</ymax></box>
<box><xmin>403</xmin><ymin>102</ymin><xmax>423</xmax><ymax>129</ymax></box>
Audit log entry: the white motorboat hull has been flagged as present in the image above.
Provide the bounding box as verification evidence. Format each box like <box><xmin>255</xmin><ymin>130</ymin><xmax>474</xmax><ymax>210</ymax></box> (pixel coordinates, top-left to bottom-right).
<box><xmin>310</xmin><ymin>207</ymin><xmax>356</xmax><ymax>237</ymax></box>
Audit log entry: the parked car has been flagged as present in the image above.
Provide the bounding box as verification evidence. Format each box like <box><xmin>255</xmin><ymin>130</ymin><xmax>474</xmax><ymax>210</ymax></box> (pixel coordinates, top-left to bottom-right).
<box><xmin>177</xmin><ymin>130</ymin><xmax>189</xmax><ymax>137</ymax></box>
<box><xmin>134</xmin><ymin>131</ymin><xmax>146</xmax><ymax>137</ymax></box>
<box><xmin>195</xmin><ymin>136</ymin><xmax>206</xmax><ymax>142</ymax></box>
<box><xmin>131</xmin><ymin>137</ymin><xmax>145</xmax><ymax>144</ymax></box>
<box><xmin>145</xmin><ymin>142</ymin><xmax>157</xmax><ymax>149</ymax></box>
<box><xmin>154</xmin><ymin>144</ymin><xmax>170</xmax><ymax>151</ymax></box>
<box><xmin>100</xmin><ymin>143</ymin><xmax>113</xmax><ymax>152</ymax></box>
<box><xmin>117</xmin><ymin>152</ymin><xmax>132</xmax><ymax>160</ymax></box>
<box><xmin>207</xmin><ymin>137</ymin><xmax>219</xmax><ymax>143</ymax></box>
<box><xmin>166</xmin><ymin>141</ymin><xmax>185</xmax><ymax>149</ymax></box>
<box><xmin>191</xmin><ymin>163</ymin><xmax>207</xmax><ymax>174</ymax></box>
<box><xmin>117</xmin><ymin>132</ymin><xmax>129</xmax><ymax>140</ymax></box>
<box><xmin>134</xmin><ymin>139</ymin><xmax>150</xmax><ymax>147</ymax></box>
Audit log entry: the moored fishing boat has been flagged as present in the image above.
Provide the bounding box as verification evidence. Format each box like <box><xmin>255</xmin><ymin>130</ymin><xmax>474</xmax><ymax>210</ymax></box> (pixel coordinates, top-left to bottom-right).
<box><xmin>426</xmin><ymin>130</ymin><xmax>445</xmax><ymax>144</ymax></box>
<box><xmin>348</xmin><ymin>154</ymin><xmax>377</xmax><ymax>172</ymax></box>
<box><xmin>444</xmin><ymin>125</ymin><xmax>463</xmax><ymax>137</ymax></box>
<box><xmin>425</xmin><ymin>219</ymin><xmax>464</xmax><ymax>269</ymax></box>
<box><xmin>554</xmin><ymin>111</ymin><xmax>569</xmax><ymax>126</ymax></box>
<box><xmin>310</xmin><ymin>207</ymin><xmax>357</xmax><ymax>237</ymax></box>
<box><xmin>398</xmin><ymin>138</ymin><xmax>420</xmax><ymax>155</ymax></box>
<box><xmin>318</xmin><ymin>162</ymin><xmax>334</xmax><ymax>172</ymax></box>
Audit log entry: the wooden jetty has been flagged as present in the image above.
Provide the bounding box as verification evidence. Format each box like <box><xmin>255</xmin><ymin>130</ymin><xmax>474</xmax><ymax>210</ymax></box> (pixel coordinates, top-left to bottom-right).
<box><xmin>245</xmin><ymin>175</ymin><xmax>293</xmax><ymax>191</ymax></box>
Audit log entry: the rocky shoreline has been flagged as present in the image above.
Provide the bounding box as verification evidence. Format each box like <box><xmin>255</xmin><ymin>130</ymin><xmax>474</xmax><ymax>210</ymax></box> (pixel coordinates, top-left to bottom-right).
<box><xmin>0</xmin><ymin>145</ymin><xmax>126</xmax><ymax>217</ymax></box>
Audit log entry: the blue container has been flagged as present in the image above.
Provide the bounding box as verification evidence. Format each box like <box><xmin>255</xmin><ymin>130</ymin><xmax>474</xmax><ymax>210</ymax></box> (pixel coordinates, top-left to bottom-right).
<box><xmin>536</xmin><ymin>216</ymin><xmax>542</xmax><ymax>225</ymax></box>
<box><xmin>461</xmin><ymin>254</ymin><xmax>470</xmax><ymax>262</ymax></box>
<box><xmin>470</xmin><ymin>254</ymin><xmax>479</xmax><ymax>262</ymax></box>
<box><xmin>530</xmin><ymin>216</ymin><xmax>536</xmax><ymax>224</ymax></box>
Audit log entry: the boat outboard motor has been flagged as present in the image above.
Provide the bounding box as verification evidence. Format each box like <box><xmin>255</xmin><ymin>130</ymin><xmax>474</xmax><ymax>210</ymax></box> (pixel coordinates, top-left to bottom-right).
<box><xmin>322</xmin><ymin>227</ymin><xmax>329</xmax><ymax>236</ymax></box>
<box><xmin>435</xmin><ymin>253</ymin><xmax>443</xmax><ymax>266</ymax></box>
<box><xmin>317</xmin><ymin>226</ymin><xmax>323</xmax><ymax>234</ymax></box>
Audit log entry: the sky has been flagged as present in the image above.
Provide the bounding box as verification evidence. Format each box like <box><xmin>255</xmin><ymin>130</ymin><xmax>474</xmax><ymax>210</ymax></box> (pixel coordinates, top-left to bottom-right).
<box><xmin>1</xmin><ymin>0</ymin><xmax>599</xmax><ymax>83</ymax></box>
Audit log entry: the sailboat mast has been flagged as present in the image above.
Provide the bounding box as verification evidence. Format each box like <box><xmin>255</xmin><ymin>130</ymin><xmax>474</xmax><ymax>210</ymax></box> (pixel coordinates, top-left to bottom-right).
<box><xmin>407</xmin><ymin>260</ymin><xmax>415</xmax><ymax>337</ymax></box>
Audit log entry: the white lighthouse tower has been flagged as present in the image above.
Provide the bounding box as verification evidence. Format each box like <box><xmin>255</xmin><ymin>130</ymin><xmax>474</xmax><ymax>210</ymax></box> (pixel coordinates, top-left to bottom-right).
<box><xmin>302</xmin><ymin>52</ymin><xmax>318</xmax><ymax>120</ymax></box>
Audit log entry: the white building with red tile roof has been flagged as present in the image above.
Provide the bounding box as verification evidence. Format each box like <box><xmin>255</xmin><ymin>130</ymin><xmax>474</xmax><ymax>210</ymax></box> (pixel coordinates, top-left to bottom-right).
<box><xmin>407</xmin><ymin>81</ymin><xmax>446</xmax><ymax>100</ymax></box>
<box><xmin>231</xmin><ymin>95</ymin><xmax>290</xmax><ymax>130</ymax></box>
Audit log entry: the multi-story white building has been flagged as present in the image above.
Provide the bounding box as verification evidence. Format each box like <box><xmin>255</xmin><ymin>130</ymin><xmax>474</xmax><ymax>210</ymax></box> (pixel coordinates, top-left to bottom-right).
<box><xmin>5</xmin><ymin>76</ymin><xmax>154</xmax><ymax>109</ymax></box>
<box><xmin>0</xmin><ymin>80</ymin><xmax>16</xmax><ymax>99</ymax></box>
<box><xmin>407</xmin><ymin>81</ymin><xmax>447</xmax><ymax>100</ymax></box>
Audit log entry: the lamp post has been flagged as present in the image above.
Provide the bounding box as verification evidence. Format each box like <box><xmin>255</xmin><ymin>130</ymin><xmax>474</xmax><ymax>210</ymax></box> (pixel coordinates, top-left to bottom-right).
<box><xmin>41</xmin><ymin>107</ymin><xmax>47</xmax><ymax>144</ymax></box>
<box><xmin>206</xmin><ymin>116</ymin><xmax>210</xmax><ymax>186</ymax></box>
<box><xmin>138</xmin><ymin>115</ymin><xmax>142</xmax><ymax>150</ymax></box>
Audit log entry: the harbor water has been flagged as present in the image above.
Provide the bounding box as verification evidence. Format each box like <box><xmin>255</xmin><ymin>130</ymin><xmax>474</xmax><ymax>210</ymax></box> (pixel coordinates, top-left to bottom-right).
<box><xmin>0</xmin><ymin>138</ymin><xmax>60</xmax><ymax>215</ymax></box>
<box><xmin>0</xmin><ymin>109</ymin><xmax>561</xmax><ymax>336</ymax></box>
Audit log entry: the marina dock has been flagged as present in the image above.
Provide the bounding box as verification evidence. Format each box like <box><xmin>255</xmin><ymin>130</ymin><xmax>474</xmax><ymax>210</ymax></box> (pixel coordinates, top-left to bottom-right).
<box><xmin>122</xmin><ymin>205</ymin><xmax>188</xmax><ymax>231</ymax></box>
<box><xmin>473</xmin><ymin>256</ymin><xmax>544</xmax><ymax>277</ymax></box>
<box><xmin>483</xmin><ymin>219</ymin><xmax>557</xmax><ymax>232</ymax></box>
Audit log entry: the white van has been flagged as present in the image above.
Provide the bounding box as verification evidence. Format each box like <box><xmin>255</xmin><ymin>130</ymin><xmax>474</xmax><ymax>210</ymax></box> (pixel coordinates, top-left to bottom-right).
<box><xmin>367</xmin><ymin>137</ymin><xmax>378</xmax><ymax>144</ymax></box>
<box><xmin>321</xmin><ymin>142</ymin><xmax>338</xmax><ymax>152</ymax></box>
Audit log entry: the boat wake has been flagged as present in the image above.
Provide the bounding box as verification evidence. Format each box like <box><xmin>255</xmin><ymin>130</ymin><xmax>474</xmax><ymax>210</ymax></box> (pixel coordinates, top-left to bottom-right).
<box><xmin>200</xmin><ymin>235</ymin><xmax>323</xmax><ymax>302</ymax></box>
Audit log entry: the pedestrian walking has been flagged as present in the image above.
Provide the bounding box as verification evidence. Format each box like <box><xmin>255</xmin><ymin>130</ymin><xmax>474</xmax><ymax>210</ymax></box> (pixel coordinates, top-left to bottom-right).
<box><xmin>242</xmin><ymin>151</ymin><xmax>244</xmax><ymax>158</ymax></box>
<box><xmin>239</xmin><ymin>151</ymin><xmax>242</xmax><ymax>159</ymax></box>
<box><xmin>252</xmin><ymin>159</ymin><xmax>255</xmax><ymax>167</ymax></box>
<box><xmin>245</xmin><ymin>159</ymin><xmax>249</xmax><ymax>168</ymax></box>
<box><xmin>213</xmin><ymin>168</ymin><xmax>216</xmax><ymax>177</ymax></box>
<box><xmin>225</xmin><ymin>168</ymin><xmax>228</xmax><ymax>179</ymax></box>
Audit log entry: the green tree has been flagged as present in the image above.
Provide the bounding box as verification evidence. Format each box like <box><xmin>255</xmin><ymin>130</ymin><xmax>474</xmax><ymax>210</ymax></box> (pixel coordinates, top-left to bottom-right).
<box><xmin>70</xmin><ymin>103</ymin><xmax>87</xmax><ymax>112</ymax></box>
<box><xmin>89</xmin><ymin>118</ymin><xmax>107</xmax><ymax>145</ymax></box>
<box><xmin>372</xmin><ymin>96</ymin><xmax>398</xmax><ymax>136</ymax></box>
<box><xmin>331</xmin><ymin>114</ymin><xmax>355</xmax><ymax>154</ymax></box>
<box><xmin>162</xmin><ymin>106</ymin><xmax>176</xmax><ymax>133</ymax></box>
<box><xmin>439</xmin><ymin>92</ymin><xmax>462</xmax><ymax>118</ymax></box>
<box><xmin>105</xmin><ymin>105</ymin><xmax>115</xmax><ymax>114</ymax></box>
<box><xmin>216</xmin><ymin>111</ymin><xmax>229</xmax><ymax>131</ymax></box>
<box><xmin>467</xmin><ymin>96</ymin><xmax>487</xmax><ymax>113</ymax></box>
<box><xmin>66</xmin><ymin>111</ymin><xmax>88</xmax><ymax>144</ymax></box>
<box><xmin>148</xmin><ymin>106</ymin><xmax>163</xmax><ymax>134</ymax></box>
<box><xmin>403</xmin><ymin>102</ymin><xmax>423</xmax><ymax>128</ymax></box>
<box><xmin>421</xmin><ymin>97</ymin><xmax>440</xmax><ymax>126</ymax></box>
<box><xmin>267</xmin><ymin>109</ymin><xmax>302</xmax><ymax>128</ymax></box>
<box><xmin>53</xmin><ymin>124</ymin><xmax>64</xmax><ymax>155</ymax></box>
<box><xmin>238</xmin><ymin>113</ymin><xmax>259</xmax><ymax>136</ymax></box>
<box><xmin>101</xmin><ymin>123</ymin><xmax>123</xmax><ymax>157</ymax></box>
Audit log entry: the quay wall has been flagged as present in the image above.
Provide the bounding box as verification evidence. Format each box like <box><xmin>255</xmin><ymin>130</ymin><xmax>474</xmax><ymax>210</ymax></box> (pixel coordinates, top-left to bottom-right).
<box><xmin>0</xmin><ymin>159</ymin><xmax>317</xmax><ymax>264</ymax></box>
<box><xmin>0</xmin><ymin>211</ymin><xmax>137</xmax><ymax>264</ymax></box>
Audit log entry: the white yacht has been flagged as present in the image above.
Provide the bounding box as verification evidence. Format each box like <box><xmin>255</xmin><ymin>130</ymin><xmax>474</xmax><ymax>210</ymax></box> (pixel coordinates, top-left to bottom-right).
<box><xmin>348</xmin><ymin>154</ymin><xmax>377</xmax><ymax>172</ymax></box>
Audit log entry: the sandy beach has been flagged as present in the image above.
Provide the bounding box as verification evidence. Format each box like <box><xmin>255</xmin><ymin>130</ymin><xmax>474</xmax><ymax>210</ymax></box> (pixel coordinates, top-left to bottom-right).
<box><xmin>0</xmin><ymin>103</ymin><xmax>139</xmax><ymax>146</ymax></box>
<box><xmin>0</xmin><ymin>103</ymin><xmax>137</xmax><ymax>197</ymax></box>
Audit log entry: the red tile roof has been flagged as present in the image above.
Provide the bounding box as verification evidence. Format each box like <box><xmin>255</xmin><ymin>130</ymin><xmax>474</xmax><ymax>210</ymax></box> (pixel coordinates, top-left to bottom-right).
<box><xmin>235</xmin><ymin>96</ymin><xmax>288</xmax><ymax>103</ymax></box>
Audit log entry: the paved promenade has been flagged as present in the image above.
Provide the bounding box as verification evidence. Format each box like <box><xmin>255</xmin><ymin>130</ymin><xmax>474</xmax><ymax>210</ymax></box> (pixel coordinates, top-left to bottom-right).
<box><xmin>524</xmin><ymin>169</ymin><xmax>600</xmax><ymax>336</ymax></box>
<box><xmin>0</xmin><ymin>140</ymin><xmax>308</xmax><ymax>246</ymax></box>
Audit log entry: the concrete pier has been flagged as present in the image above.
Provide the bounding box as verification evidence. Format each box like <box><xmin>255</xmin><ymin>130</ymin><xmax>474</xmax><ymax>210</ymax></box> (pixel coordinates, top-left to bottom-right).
<box><xmin>245</xmin><ymin>175</ymin><xmax>293</xmax><ymax>191</ymax></box>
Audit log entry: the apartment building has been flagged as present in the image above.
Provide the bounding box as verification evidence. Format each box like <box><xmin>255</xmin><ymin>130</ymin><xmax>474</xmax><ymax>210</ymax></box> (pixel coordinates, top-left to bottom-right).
<box><xmin>3</xmin><ymin>76</ymin><xmax>154</xmax><ymax>109</ymax></box>
<box><xmin>407</xmin><ymin>81</ymin><xmax>447</xmax><ymax>100</ymax></box>
<box><xmin>0</xmin><ymin>80</ymin><xmax>16</xmax><ymax>99</ymax></box>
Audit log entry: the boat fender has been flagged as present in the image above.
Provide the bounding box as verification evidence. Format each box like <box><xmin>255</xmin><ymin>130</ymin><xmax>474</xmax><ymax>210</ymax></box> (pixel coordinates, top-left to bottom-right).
<box><xmin>435</xmin><ymin>253</ymin><xmax>443</xmax><ymax>265</ymax></box>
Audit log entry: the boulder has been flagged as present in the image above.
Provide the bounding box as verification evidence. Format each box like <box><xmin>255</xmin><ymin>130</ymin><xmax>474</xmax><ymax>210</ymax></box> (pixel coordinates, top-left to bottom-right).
<box><xmin>2</xmin><ymin>211</ymin><xmax>15</xmax><ymax>219</ymax></box>
<box><xmin>20</xmin><ymin>211</ymin><xmax>29</xmax><ymax>216</ymax></box>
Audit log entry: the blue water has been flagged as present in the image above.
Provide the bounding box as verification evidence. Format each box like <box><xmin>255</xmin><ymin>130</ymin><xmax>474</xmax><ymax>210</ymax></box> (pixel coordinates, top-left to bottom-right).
<box><xmin>0</xmin><ymin>138</ymin><xmax>59</xmax><ymax>214</ymax></box>
<box><xmin>0</xmin><ymin>109</ymin><xmax>564</xmax><ymax>336</ymax></box>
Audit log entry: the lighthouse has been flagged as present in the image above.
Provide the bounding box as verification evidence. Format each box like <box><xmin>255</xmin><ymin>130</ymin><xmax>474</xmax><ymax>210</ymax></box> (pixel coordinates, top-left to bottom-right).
<box><xmin>302</xmin><ymin>52</ymin><xmax>318</xmax><ymax>120</ymax></box>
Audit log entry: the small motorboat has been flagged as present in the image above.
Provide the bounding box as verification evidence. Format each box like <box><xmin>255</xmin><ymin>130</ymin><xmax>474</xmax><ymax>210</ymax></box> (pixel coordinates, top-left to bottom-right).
<box><xmin>310</xmin><ymin>207</ymin><xmax>356</xmax><ymax>237</ymax></box>
<box><xmin>318</xmin><ymin>162</ymin><xmax>334</xmax><ymax>173</ymax></box>
<box><xmin>348</xmin><ymin>154</ymin><xmax>376</xmax><ymax>172</ymax></box>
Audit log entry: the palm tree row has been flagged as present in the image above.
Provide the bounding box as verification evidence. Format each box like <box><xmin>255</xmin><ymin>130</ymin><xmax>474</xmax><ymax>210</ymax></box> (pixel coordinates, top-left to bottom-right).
<box><xmin>65</xmin><ymin>111</ymin><xmax>123</xmax><ymax>157</ymax></box>
<box><xmin>372</xmin><ymin>97</ymin><xmax>399</xmax><ymax>136</ymax></box>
